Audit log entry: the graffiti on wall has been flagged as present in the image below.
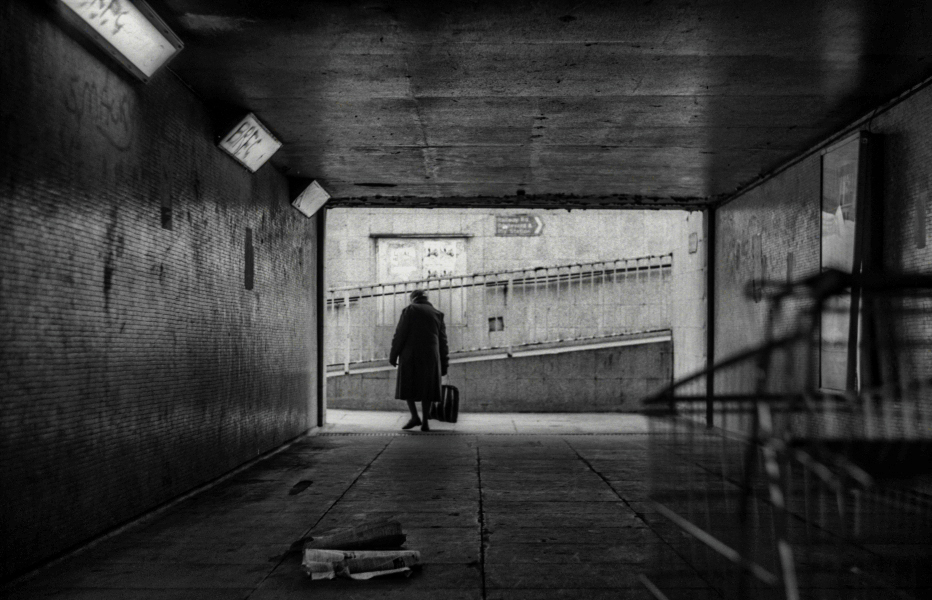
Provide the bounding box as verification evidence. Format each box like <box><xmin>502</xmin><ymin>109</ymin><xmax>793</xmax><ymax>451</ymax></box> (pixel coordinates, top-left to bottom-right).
<box><xmin>721</xmin><ymin>214</ymin><xmax>768</xmax><ymax>303</ymax></box>
<box><xmin>423</xmin><ymin>240</ymin><xmax>458</xmax><ymax>279</ymax></box>
<box><xmin>61</xmin><ymin>72</ymin><xmax>135</xmax><ymax>152</ymax></box>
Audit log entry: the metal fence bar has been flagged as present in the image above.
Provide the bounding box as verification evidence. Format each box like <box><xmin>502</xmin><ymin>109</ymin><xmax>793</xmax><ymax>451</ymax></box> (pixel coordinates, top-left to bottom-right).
<box><xmin>325</xmin><ymin>254</ymin><xmax>674</xmax><ymax>369</ymax></box>
<box><xmin>343</xmin><ymin>291</ymin><xmax>351</xmax><ymax>372</ymax></box>
<box><xmin>599</xmin><ymin>262</ymin><xmax>606</xmax><ymax>336</ymax></box>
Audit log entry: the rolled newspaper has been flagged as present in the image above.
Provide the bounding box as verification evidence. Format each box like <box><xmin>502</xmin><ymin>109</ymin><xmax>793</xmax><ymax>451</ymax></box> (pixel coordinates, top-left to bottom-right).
<box><xmin>302</xmin><ymin>548</ymin><xmax>421</xmax><ymax>579</ymax></box>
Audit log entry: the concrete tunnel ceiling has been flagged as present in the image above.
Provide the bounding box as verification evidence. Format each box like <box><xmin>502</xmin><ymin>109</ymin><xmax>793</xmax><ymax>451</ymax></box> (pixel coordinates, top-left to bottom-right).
<box><xmin>160</xmin><ymin>0</ymin><xmax>932</xmax><ymax>209</ymax></box>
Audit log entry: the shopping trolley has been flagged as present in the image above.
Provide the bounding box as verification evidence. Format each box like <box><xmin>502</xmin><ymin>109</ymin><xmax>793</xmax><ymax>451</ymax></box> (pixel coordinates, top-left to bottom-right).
<box><xmin>640</xmin><ymin>270</ymin><xmax>932</xmax><ymax>600</ymax></box>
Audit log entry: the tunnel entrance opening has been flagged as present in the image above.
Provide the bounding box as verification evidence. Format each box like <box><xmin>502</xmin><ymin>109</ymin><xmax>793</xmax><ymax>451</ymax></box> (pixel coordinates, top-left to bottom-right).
<box><xmin>322</xmin><ymin>207</ymin><xmax>706</xmax><ymax>422</ymax></box>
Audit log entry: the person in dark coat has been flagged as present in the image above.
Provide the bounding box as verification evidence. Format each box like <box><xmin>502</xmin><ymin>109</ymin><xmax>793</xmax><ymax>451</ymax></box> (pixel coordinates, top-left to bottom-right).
<box><xmin>389</xmin><ymin>289</ymin><xmax>449</xmax><ymax>432</ymax></box>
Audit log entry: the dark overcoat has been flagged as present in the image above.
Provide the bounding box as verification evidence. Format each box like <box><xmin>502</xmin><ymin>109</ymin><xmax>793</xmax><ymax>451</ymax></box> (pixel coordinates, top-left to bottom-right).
<box><xmin>389</xmin><ymin>299</ymin><xmax>449</xmax><ymax>404</ymax></box>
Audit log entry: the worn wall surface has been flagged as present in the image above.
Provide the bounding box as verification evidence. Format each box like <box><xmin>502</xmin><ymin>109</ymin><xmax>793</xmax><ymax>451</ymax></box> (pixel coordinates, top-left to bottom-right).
<box><xmin>326</xmin><ymin>207</ymin><xmax>686</xmax><ymax>287</ymax></box>
<box><xmin>871</xmin><ymin>86</ymin><xmax>932</xmax><ymax>382</ymax></box>
<box><xmin>0</xmin><ymin>4</ymin><xmax>318</xmax><ymax>579</ymax></box>
<box><xmin>670</xmin><ymin>211</ymin><xmax>707</xmax><ymax>393</ymax></box>
<box><xmin>714</xmin><ymin>156</ymin><xmax>821</xmax><ymax>395</ymax></box>
<box><xmin>328</xmin><ymin>340</ymin><xmax>672</xmax><ymax>412</ymax></box>
<box><xmin>714</xmin><ymin>83</ymin><xmax>932</xmax><ymax>395</ymax></box>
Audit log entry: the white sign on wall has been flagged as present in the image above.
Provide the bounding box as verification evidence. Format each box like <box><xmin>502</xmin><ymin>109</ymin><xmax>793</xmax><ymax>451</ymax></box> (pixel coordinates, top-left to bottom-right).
<box><xmin>377</xmin><ymin>238</ymin><xmax>467</xmax><ymax>283</ymax></box>
<box><xmin>376</xmin><ymin>237</ymin><xmax>468</xmax><ymax>325</ymax></box>
<box><xmin>386</xmin><ymin>243</ymin><xmax>420</xmax><ymax>281</ymax></box>
<box><xmin>218</xmin><ymin>113</ymin><xmax>282</xmax><ymax>173</ymax></box>
<box><xmin>423</xmin><ymin>240</ymin><xmax>460</xmax><ymax>279</ymax></box>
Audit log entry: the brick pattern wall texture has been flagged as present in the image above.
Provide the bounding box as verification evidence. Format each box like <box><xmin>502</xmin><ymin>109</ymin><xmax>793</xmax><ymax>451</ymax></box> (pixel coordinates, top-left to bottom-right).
<box><xmin>328</xmin><ymin>341</ymin><xmax>673</xmax><ymax>412</ymax></box>
<box><xmin>714</xmin><ymin>82</ymin><xmax>932</xmax><ymax>397</ymax></box>
<box><xmin>0</xmin><ymin>3</ymin><xmax>318</xmax><ymax>580</ymax></box>
<box><xmin>871</xmin><ymin>87</ymin><xmax>932</xmax><ymax>382</ymax></box>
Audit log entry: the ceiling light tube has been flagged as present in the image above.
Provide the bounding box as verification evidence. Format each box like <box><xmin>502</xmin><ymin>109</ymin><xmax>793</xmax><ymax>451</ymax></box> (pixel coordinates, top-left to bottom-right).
<box><xmin>292</xmin><ymin>180</ymin><xmax>331</xmax><ymax>217</ymax></box>
<box><xmin>218</xmin><ymin>113</ymin><xmax>283</xmax><ymax>173</ymax></box>
<box><xmin>59</xmin><ymin>0</ymin><xmax>183</xmax><ymax>82</ymax></box>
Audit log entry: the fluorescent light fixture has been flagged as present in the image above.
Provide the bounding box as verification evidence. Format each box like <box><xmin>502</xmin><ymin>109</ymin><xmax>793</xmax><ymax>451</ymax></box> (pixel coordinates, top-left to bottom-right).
<box><xmin>218</xmin><ymin>113</ymin><xmax>282</xmax><ymax>173</ymax></box>
<box><xmin>292</xmin><ymin>181</ymin><xmax>331</xmax><ymax>217</ymax></box>
<box><xmin>59</xmin><ymin>0</ymin><xmax>183</xmax><ymax>82</ymax></box>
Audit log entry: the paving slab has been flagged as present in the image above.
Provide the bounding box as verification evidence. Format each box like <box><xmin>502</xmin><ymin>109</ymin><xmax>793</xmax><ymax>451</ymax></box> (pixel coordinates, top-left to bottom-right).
<box><xmin>479</xmin><ymin>462</ymin><xmax>591</xmax><ymax>473</ymax></box>
<box><xmin>330</xmin><ymin>499</ymin><xmax>478</xmax><ymax>513</ymax></box>
<box><xmin>481</xmin><ymin>489</ymin><xmax>623</xmax><ymax>502</ymax></box>
<box><xmin>314</xmin><ymin>510</ymin><xmax>479</xmax><ymax>529</ymax></box>
<box><xmin>485</xmin><ymin>562</ymin><xmax>666</xmax><ymax>589</ymax></box>
<box><xmin>482</xmin><ymin>500</ymin><xmax>637</xmax><ymax>514</ymax></box>
<box><xmin>485</xmin><ymin>588</ymin><xmax>717</xmax><ymax>600</ymax></box>
<box><xmin>486</xmin><ymin>541</ymin><xmax>662</xmax><ymax>564</ymax></box>
<box><xmin>480</xmin><ymin>484</ymin><xmax>610</xmax><ymax>495</ymax></box>
<box><xmin>490</xmin><ymin>553</ymin><xmax>714</xmax><ymax>588</ymax></box>
<box><xmin>3</xmin><ymin>590</ymin><xmax>254</xmax><ymax>600</ymax></box>
<box><xmin>82</xmin><ymin>540</ymin><xmax>287</xmax><ymax>565</ymax></box>
<box><xmin>256</xmin><ymin>562</ymin><xmax>482</xmax><ymax>593</ymax></box>
<box><xmin>486</xmin><ymin>527</ymin><xmax>663</xmax><ymax>546</ymax></box>
<box><xmin>249</xmin><ymin>584</ymin><xmax>482</xmax><ymax>600</ymax></box>
<box><xmin>15</xmin><ymin>561</ymin><xmax>271</xmax><ymax>590</ymax></box>
<box><xmin>403</xmin><ymin>528</ymin><xmax>480</xmax><ymax>563</ymax></box>
<box><xmin>485</xmin><ymin>511</ymin><xmax>645</xmax><ymax>530</ymax></box>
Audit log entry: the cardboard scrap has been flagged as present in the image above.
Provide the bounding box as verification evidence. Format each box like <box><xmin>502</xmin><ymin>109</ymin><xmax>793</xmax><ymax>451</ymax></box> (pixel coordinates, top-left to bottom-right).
<box><xmin>302</xmin><ymin>519</ymin><xmax>407</xmax><ymax>550</ymax></box>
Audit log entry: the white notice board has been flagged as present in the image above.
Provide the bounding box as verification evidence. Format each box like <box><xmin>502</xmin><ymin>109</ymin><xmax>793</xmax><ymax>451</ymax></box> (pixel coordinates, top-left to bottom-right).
<box><xmin>377</xmin><ymin>238</ymin><xmax>467</xmax><ymax>282</ymax></box>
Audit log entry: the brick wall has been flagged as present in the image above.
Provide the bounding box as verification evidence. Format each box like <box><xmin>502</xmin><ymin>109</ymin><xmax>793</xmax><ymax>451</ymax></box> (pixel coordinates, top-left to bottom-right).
<box><xmin>328</xmin><ymin>340</ymin><xmax>672</xmax><ymax>412</ymax></box>
<box><xmin>871</xmin><ymin>86</ymin><xmax>932</xmax><ymax>382</ymax></box>
<box><xmin>714</xmin><ymin>82</ymin><xmax>932</xmax><ymax>396</ymax></box>
<box><xmin>714</xmin><ymin>155</ymin><xmax>821</xmax><ymax>395</ymax></box>
<box><xmin>0</xmin><ymin>3</ymin><xmax>318</xmax><ymax>580</ymax></box>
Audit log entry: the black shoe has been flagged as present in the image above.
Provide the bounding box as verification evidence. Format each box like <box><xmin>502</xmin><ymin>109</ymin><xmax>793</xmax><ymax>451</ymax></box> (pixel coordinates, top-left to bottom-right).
<box><xmin>402</xmin><ymin>418</ymin><xmax>422</xmax><ymax>430</ymax></box>
<box><xmin>420</xmin><ymin>422</ymin><xmax>430</xmax><ymax>432</ymax></box>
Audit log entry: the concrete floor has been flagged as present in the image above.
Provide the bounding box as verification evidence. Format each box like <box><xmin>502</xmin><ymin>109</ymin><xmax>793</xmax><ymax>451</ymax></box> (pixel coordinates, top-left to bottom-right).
<box><xmin>5</xmin><ymin>410</ymin><xmax>704</xmax><ymax>600</ymax></box>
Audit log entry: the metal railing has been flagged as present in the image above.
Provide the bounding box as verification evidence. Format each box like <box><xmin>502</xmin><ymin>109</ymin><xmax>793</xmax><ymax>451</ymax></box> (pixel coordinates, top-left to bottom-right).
<box><xmin>326</xmin><ymin>254</ymin><xmax>673</xmax><ymax>372</ymax></box>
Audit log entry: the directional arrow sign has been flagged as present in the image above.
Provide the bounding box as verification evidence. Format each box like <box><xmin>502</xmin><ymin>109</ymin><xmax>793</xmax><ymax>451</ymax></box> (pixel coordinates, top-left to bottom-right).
<box><xmin>495</xmin><ymin>214</ymin><xmax>544</xmax><ymax>237</ymax></box>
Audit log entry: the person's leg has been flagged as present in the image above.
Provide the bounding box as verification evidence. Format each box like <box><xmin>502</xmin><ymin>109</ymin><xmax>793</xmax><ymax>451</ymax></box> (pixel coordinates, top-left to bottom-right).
<box><xmin>402</xmin><ymin>400</ymin><xmax>421</xmax><ymax>430</ymax></box>
<box><xmin>406</xmin><ymin>400</ymin><xmax>419</xmax><ymax>419</ymax></box>
<box><xmin>420</xmin><ymin>400</ymin><xmax>431</xmax><ymax>431</ymax></box>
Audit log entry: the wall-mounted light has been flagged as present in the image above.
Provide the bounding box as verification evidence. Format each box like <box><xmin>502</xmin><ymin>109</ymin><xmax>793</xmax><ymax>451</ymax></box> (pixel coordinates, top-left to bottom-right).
<box><xmin>59</xmin><ymin>0</ymin><xmax>183</xmax><ymax>83</ymax></box>
<box><xmin>292</xmin><ymin>180</ymin><xmax>331</xmax><ymax>218</ymax></box>
<box><xmin>218</xmin><ymin>113</ymin><xmax>282</xmax><ymax>173</ymax></box>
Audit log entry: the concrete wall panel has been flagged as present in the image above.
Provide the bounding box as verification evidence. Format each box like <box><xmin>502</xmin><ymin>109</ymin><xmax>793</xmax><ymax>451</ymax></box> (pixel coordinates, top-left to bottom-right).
<box><xmin>328</xmin><ymin>341</ymin><xmax>672</xmax><ymax>412</ymax></box>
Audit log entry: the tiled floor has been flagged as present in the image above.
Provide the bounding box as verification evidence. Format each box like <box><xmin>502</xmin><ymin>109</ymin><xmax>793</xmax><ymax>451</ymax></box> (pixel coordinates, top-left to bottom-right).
<box><xmin>5</xmin><ymin>410</ymin><xmax>699</xmax><ymax>600</ymax></box>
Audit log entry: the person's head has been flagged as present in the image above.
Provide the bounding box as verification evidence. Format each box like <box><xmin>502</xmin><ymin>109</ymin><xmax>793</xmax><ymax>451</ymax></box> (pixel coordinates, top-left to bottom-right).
<box><xmin>409</xmin><ymin>289</ymin><xmax>427</xmax><ymax>304</ymax></box>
